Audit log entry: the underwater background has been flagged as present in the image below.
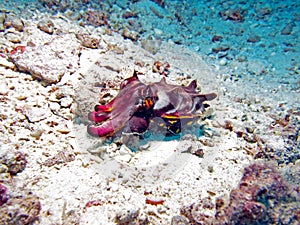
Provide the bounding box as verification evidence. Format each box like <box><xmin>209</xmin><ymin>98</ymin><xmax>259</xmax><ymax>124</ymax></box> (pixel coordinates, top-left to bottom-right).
<box><xmin>0</xmin><ymin>0</ymin><xmax>299</xmax><ymax>224</ymax></box>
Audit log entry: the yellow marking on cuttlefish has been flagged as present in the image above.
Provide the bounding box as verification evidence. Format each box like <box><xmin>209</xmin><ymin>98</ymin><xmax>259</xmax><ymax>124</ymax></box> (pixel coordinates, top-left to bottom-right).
<box><xmin>162</xmin><ymin>113</ymin><xmax>202</xmax><ymax>119</ymax></box>
<box><xmin>167</xmin><ymin>120</ymin><xmax>178</xmax><ymax>125</ymax></box>
<box><xmin>162</xmin><ymin>115</ymin><xmax>192</xmax><ymax>119</ymax></box>
<box><xmin>104</xmin><ymin>107</ymin><xmax>113</xmax><ymax>112</ymax></box>
<box><xmin>144</xmin><ymin>98</ymin><xmax>154</xmax><ymax>109</ymax></box>
<box><xmin>187</xmin><ymin>121</ymin><xmax>193</xmax><ymax>126</ymax></box>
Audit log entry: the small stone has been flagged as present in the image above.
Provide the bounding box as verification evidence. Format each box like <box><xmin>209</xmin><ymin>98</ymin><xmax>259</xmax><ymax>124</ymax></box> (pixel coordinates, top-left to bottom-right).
<box><xmin>43</xmin><ymin>151</ymin><xmax>75</xmax><ymax>167</ymax></box>
<box><xmin>4</xmin><ymin>32</ymin><xmax>21</xmax><ymax>43</ymax></box>
<box><xmin>0</xmin><ymin>13</ymin><xmax>5</xmax><ymax>31</ymax></box>
<box><xmin>141</xmin><ymin>38</ymin><xmax>162</xmax><ymax>54</ymax></box>
<box><xmin>217</xmin><ymin>51</ymin><xmax>228</xmax><ymax>58</ymax></box>
<box><xmin>241</xmin><ymin>114</ymin><xmax>248</xmax><ymax>121</ymax></box>
<box><xmin>281</xmin><ymin>22</ymin><xmax>295</xmax><ymax>35</ymax></box>
<box><xmin>199</xmin><ymin>138</ymin><xmax>214</xmax><ymax>147</ymax></box>
<box><xmin>243</xmin><ymin>133</ymin><xmax>258</xmax><ymax>143</ymax></box>
<box><xmin>203</xmin><ymin>128</ymin><xmax>214</xmax><ymax>137</ymax></box>
<box><xmin>122</xmin><ymin>29</ymin><xmax>139</xmax><ymax>41</ymax></box>
<box><xmin>75</xmin><ymin>33</ymin><xmax>99</xmax><ymax>49</ymax></box>
<box><xmin>37</xmin><ymin>20</ymin><xmax>54</xmax><ymax>34</ymax></box>
<box><xmin>4</xmin><ymin>16</ymin><xmax>24</xmax><ymax>32</ymax></box>
<box><xmin>0</xmin><ymin>82</ymin><xmax>9</xmax><ymax>95</ymax></box>
<box><xmin>0</xmin><ymin>183</ymin><xmax>8</xmax><ymax>206</ymax></box>
<box><xmin>56</xmin><ymin>124</ymin><xmax>71</xmax><ymax>134</ymax></box>
<box><xmin>114</xmin><ymin>153</ymin><xmax>132</xmax><ymax>163</ymax></box>
<box><xmin>212</xmin><ymin>35</ymin><xmax>223</xmax><ymax>42</ymax></box>
<box><xmin>49</xmin><ymin>102</ymin><xmax>60</xmax><ymax>111</ymax></box>
<box><xmin>245</xmin><ymin>127</ymin><xmax>254</xmax><ymax>133</ymax></box>
<box><xmin>237</xmin><ymin>55</ymin><xmax>247</xmax><ymax>62</ymax></box>
<box><xmin>0</xmin><ymin>57</ymin><xmax>15</xmax><ymax>69</ymax></box>
<box><xmin>115</xmin><ymin>209</ymin><xmax>139</xmax><ymax>224</ymax></box>
<box><xmin>25</xmin><ymin>106</ymin><xmax>51</xmax><ymax>123</ymax></box>
<box><xmin>123</xmin><ymin>189</ymin><xmax>131</xmax><ymax>201</ymax></box>
<box><xmin>247</xmin><ymin>35</ymin><xmax>261</xmax><ymax>43</ymax></box>
<box><xmin>84</xmin><ymin>10</ymin><xmax>108</xmax><ymax>27</ymax></box>
<box><xmin>60</xmin><ymin>97</ymin><xmax>73</xmax><ymax>108</ymax></box>
<box><xmin>0</xmin><ymin>164</ymin><xmax>8</xmax><ymax>173</ymax></box>
<box><xmin>30</xmin><ymin>129</ymin><xmax>44</xmax><ymax>140</ymax></box>
<box><xmin>219</xmin><ymin>58</ymin><xmax>227</xmax><ymax>66</ymax></box>
<box><xmin>1</xmin><ymin>152</ymin><xmax>27</xmax><ymax>175</ymax></box>
<box><xmin>171</xmin><ymin>215</ymin><xmax>189</xmax><ymax>225</ymax></box>
<box><xmin>212</xmin><ymin>45</ymin><xmax>230</xmax><ymax>53</ymax></box>
<box><xmin>194</xmin><ymin>149</ymin><xmax>204</xmax><ymax>158</ymax></box>
<box><xmin>255</xmin><ymin>7</ymin><xmax>271</xmax><ymax>17</ymax></box>
<box><xmin>154</xmin><ymin>28</ymin><xmax>163</xmax><ymax>36</ymax></box>
<box><xmin>208</xmin><ymin>165</ymin><xmax>214</xmax><ymax>173</ymax></box>
<box><xmin>11</xmin><ymin>19</ymin><xmax>24</xmax><ymax>32</ymax></box>
<box><xmin>15</xmin><ymin>95</ymin><xmax>27</xmax><ymax>100</ymax></box>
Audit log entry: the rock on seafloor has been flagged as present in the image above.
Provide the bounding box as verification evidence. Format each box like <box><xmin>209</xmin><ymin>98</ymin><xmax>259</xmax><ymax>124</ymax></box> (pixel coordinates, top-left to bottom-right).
<box><xmin>0</xmin><ymin>195</ymin><xmax>41</xmax><ymax>225</ymax></box>
<box><xmin>181</xmin><ymin>162</ymin><xmax>300</xmax><ymax>225</ymax></box>
<box><xmin>37</xmin><ymin>19</ymin><xmax>55</xmax><ymax>34</ymax></box>
<box><xmin>3</xmin><ymin>15</ymin><xmax>24</xmax><ymax>32</ymax></box>
<box><xmin>9</xmin><ymin>34</ymin><xmax>80</xmax><ymax>85</ymax></box>
<box><xmin>281</xmin><ymin>22</ymin><xmax>295</xmax><ymax>35</ymax></box>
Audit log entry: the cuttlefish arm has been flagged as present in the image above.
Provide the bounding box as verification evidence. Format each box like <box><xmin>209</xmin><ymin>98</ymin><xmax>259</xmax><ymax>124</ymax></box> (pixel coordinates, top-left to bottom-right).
<box><xmin>150</xmin><ymin>78</ymin><xmax>217</xmax><ymax>119</ymax></box>
<box><xmin>87</xmin><ymin>76</ymin><xmax>148</xmax><ymax>137</ymax></box>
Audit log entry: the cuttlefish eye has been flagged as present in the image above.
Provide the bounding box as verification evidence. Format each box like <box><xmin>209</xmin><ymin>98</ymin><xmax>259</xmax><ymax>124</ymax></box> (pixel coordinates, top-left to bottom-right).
<box><xmin>195</xmin><ymin>103</ymin><xmax>201</xmax><ymax>110</ymax></box>
<box><xmin>203</xmin><ymin>103</ymin><xmax>210</xmax><ymax>108</ymax></box>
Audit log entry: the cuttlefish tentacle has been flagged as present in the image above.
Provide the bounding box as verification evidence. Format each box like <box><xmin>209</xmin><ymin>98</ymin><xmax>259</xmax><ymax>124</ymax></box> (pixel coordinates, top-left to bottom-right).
<box><xmin>87</xmin><ymin>73</ymin><xmax>217</xmax><ymax>137</ymax></box>
<box><xmin>87</xmin><ymin>75</ymin><xmax>149</xmax><ymax>137</ymax></box>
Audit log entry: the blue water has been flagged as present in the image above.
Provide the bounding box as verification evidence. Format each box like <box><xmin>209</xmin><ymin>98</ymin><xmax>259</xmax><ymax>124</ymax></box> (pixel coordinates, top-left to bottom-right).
<box><xmin>2</xmin><ymin>0</ymin><xmax>299</xmax><ymax>75</ymax></box>
<box><xmin>2</xmin><ymin>0</ymin><xmax>299</xmax><ymax>88</ymax></box>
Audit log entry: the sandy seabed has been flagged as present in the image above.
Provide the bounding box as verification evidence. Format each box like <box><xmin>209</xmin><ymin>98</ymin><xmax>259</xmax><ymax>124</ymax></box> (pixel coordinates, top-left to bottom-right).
<box><xmin>0</xmin><ymin>1</ymin><xmax>299</xmax><ymax>224</ymax></box>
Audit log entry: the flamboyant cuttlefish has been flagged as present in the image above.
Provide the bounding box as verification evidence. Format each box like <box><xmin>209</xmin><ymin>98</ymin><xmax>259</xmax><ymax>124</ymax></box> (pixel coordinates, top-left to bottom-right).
<box><xmin>87</xmin><ymin>71</ymin><xmax>217</xmax><ymax>137</ymax></box>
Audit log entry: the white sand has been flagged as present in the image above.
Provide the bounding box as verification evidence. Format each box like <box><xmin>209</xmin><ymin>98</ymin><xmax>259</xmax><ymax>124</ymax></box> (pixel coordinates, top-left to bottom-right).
<box><xmin>0</xmin><ymin>6</ymin><xmax>299</xmax><ymax>224</ymax></box>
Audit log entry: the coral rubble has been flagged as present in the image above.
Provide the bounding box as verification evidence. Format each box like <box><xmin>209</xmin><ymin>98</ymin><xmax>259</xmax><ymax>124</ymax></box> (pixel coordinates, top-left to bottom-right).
<box><xmin>181</xmin><ymin>162</ymin><xmax>300</xmax><ymax>225</ymax></box>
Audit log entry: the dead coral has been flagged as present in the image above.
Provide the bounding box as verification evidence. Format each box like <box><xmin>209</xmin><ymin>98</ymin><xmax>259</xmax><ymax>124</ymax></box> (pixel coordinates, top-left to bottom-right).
<box><xmin>171</xmin><ymin>215</ymin><xmax>189</xmax><ymax>225</ymax></box>
<box><xmin>122</xmin><ymin>29</ymin><xmax>139</xmax><ymax>42</ymax></box>
<box><xmin>0</xmin><ymin>183</ymin><xmax>8</xmax><ymax>206</ymax></box>
<box><xmin>0</xmin><ymin>12</ymin><xmax>6</xmax><ymax>31</ymax></box>
<box><xmin>211</xmin><ymin>35</ymin><xmax>223</xmax><ymax>42</ymax></box>
<box><xmin>255</xmin><ymin>111</ymin><xmax>300</xmax><ymax>165</ymax></box>
<box><xmin>152</xmin><ymin>61</ymin><xmax>170</xmax><ymax>76</ymax></box>
<box><xmin>122</xmin><ymin>11</ymin><xmax>138</xmax><ymax>19</ymax></box>
<box><xmin>37</xmin><ymin>19</ymin><xmax>54</xmax><ymax>34</ymax></box>
<box><xmin>180</xmin><ymin>162</ymin><xmax>300</xmax><ymax>225</ymax></box>
<box><xmin>84</xmin><ymin>10</ymin><xmax>108</xmax><ymax>27</ymax></box>
<box><xmin>8</xmin><ymin>34</ymin><xmax>80</xmax><ymax>85</ymax></box>
<box><xmin>215</xmin><ymin>162</ymin><xmax>300</xmax><ymax>224</ymax></box>
<box><xmin>0</xmin><ymin>195</ymin><xmax>41</xmax><ymax>225</ymax></box>
<box><xmin>43</xmin><ymin>150</ymin><xmax>75</xmax><ymax>167</ymax></box>
<box><xmin>181</xmin><ymin>197</ymin><xmax>215</xmax><ymax>224</ymax></box>
<box><xmin>3</xmin><ymin>15</ymin><xmax>24</xmax><ymax>32</ymax></box>
<box><xmin>219</xmin><ymin>9</ymin><xmax>245</xmax><ymax>22</ymax></box>
<box><xmin>0</xmin><ymin>152</ymin><xmax>27</xmax><ymax>175</ymax></box>
<box><xmin>75</xmin><ymin>33</ymin><xmax>99</xmax><ymax>49</ymax></box>
<box><xmin>113</xmin><ymin>207</ymin><xmax>149</xmax><ymax>224</ymax></box>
